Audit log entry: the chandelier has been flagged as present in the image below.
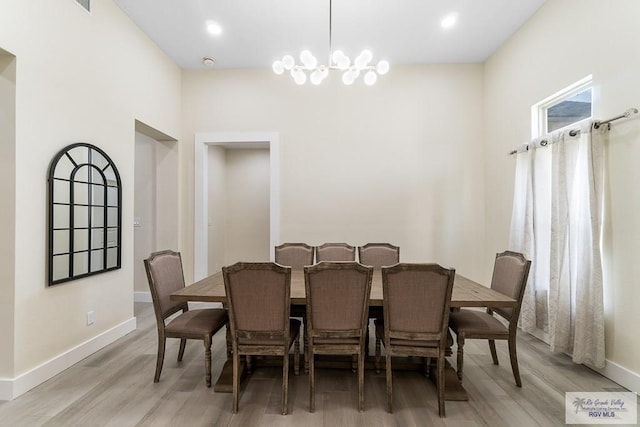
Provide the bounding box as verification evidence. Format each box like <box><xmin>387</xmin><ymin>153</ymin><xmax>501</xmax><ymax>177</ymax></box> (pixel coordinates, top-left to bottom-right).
<box><xmin>271</xmin><ymin>0</ymin><xmax>390</xmax><ymax>86</ymax></box>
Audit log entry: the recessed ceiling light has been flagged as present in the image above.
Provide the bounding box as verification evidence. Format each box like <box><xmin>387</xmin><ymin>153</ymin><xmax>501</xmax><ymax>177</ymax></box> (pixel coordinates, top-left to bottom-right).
<box><xmin>441</xmin><ymin>13</ymin><xmax>457</xmax><ymax>29</ymax></box>
<box><xmin>206</xmin><ymin>21</ymin><xmax>222</xmax><ymax>36</ymax></box>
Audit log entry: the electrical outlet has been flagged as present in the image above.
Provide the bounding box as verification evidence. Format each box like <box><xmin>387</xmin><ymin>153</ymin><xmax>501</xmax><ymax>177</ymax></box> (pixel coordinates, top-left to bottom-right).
<box><xmin>86</xmin><ymin>311</ymin><xmax>95</xmax><ymax>325</ymax></box>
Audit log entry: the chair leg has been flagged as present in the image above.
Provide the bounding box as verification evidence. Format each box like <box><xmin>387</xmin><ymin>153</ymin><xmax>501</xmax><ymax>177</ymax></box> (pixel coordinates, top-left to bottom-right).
<box><xmin>375</xmin><ymin>337</ymin><xmax>381</xmax><ymax>374</ymax></box>
<box><xmin>309</xmin><ymin>351</ymin><xmax>315</xmax><ymax>413</ymax></box>
<box><xmin>508</xmin><ymin>336</ymin><xmax>522</xmax><ymax>387</ymax></box>
<box><xmin>204</xmin><ymin>335</ymin><xmax>212</xmax><ymax>387</ymax></box>
<box><xmin>304</xmin><ymin>332</ymin><xmax>309</xmax><ymax>374</ymax></box>
<box><xmin>294</xmin><ymin>336</ymin><xmax>300</xmax><ymax>376</ymax></box>
<box><xmin>246</xmin><ymin>355</ymin><xmax>253</xmax><ymax>374</ymax></box>
<box><xmin>456</xmin><ymin>336</ymin><xmax>464</xmax><ymax>381</ymax></box>
<box><xmin>437</xmin><ymin>351</ymin><xmax>446</xmax><ymax>418</ymax></box>
<box><xmin>283</xmin><ymin>348</ymin><xmax>290</xmax><ymax>415</ymax></box>
<box><xmin>177</xmin><ymin>338</ymin><xmax>187</xmax><ymax>362</ymax></box>
<box><xmin>232</xmin><ymin>350</ymin><xmax>239</xmax><ymax>413</ymax></box>
<box><xmin>226</xmin><ymin>326</ymin><xmax>232</xmax><ymax>358</ymax></box>
<box><xmin>154</xmin><ymin>335</ymin><xmax>166</xmax><ymax>383</ymax></box>
<box><xmin>358</xmin><ymin>350</ymin><xmax>365</xmax><ymax>412</ymax></box>
<box><xmin>385</xmin><ymin>349</ymin><xmax>393</xmax><ymax>413</ymax></box>
<box><xmin>489</xmin><ymin>339</ymin><xmax>499</xmax><ymax>365</ymax></box>
<box><xmin>423</xmin><ymin>357</ymin><xmax>431</xmax><ymax>377</ymax></box>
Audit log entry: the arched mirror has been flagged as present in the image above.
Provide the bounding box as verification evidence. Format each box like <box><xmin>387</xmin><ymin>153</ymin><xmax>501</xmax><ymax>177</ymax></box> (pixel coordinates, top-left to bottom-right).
<box><xmin>48</xmin><ymin>143</ymin><xmax>122</xmax><ymax>286</ymax></box>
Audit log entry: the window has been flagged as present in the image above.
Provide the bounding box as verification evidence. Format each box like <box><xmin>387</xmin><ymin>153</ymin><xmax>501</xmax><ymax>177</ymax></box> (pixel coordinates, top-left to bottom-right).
<box><xmin>532</xmin><ymin>76</ymin><xmax>592</xmax><ymax>137</ymax></box>
<box><xmin>48</xmin><ymin>143</ymin><xmax>122</xmax><ymax>286</ymax></box>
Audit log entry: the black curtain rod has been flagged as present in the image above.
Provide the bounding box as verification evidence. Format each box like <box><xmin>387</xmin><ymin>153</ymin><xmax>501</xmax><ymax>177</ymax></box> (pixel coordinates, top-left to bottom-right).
<box><xmin>508</xmin><ymin>107</ymin><xmax>638</xmax><ymax>156</ymax></box>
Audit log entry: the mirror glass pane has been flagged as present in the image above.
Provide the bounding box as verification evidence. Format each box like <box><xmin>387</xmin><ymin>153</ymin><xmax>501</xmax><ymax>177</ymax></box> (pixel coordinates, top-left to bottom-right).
<box><xmin>73</xmin><ymin>182</ymin><xmax>89</xmax><ymax>205</ymax></box>
<box><xmin>74</xmin><ymin>163</ymin><xmax>89</xmax><ymax>182</ymax></box>
<box><xmin>53</xmin><ymin>156</ymin><xmax>74</xmax><ymax>180</ymax></box>
<box><xmin>91</xmin><ymin>184</ymin><xmax>105</xmax><ymax>205</ymax></box>
<box><xmin>107</xmin><ymin>187</ymin><xmax>118</xmax><ymax>207</ymax></box>
<box><xmin>106</xmin><ymin>228</ymin><xmax>118</xmax><ymax>246</ymax></box>
<box><xmin>103</xmin><ymin>165</ymin><xmax>117</xmax><ymax>185</ymax></box>
<box><xmin>106</xmin><ymin>248</ymin><xmax>118</xmax><ymax>268</ymax></box>
<box><xmin>53</xmin><ymin>179</ymin><xmax>70</xmax><ymax>204</ymax></box>
<box><xmin>90</xmin><ymin>250</ymin><xmax>104</xmax><ymax>271</ymax></box>
<box><xmin>53</xmin><ymin>230</ymin><xmax>69</xmax><ymax>255</ymax></box>
<box><xmin>74</xmin><ymin>229</ymin><xmax>89</xmax><ymax>252</ymax></box>
<box><xmin>52</xmin><ymin>255</ymin><xmax>69</xmax><ymax>281</ymax></box>
<box><xmin>91</xmin><ymin>207</ymin><xmax>104</xmax><ymax>227</ymax></box>
<box><xmin>90</xmin><ymin>167</ymin><xmax>105</xmax><ymax>186</ymax></box>
<box><xmin>91</xmin><ymin>228</ymin><xmax>104</xmax><ymax>249</ymax></box>
<box><xmin>53</xmin><ymin>205</ymin><xmax>70</xmax><ymax>229</ymax></box>
<box><xmin>73</xmin><ymin>251</ymin><xmax>89</xmax><ymax>275</ymax></box>
<box><xmin>74</xmin><ymin>206</ymin><xmax>89</xmax><ymax>228</ymax></box>
<box><xmin>107</xmin><ymin>207</ymin><xmax>118</xmax><ymax>227</ymax></box>
<box><xmin>91</xmin><ymin>149</ymin><xmax>108</xmax><ymax>170</ymax></box>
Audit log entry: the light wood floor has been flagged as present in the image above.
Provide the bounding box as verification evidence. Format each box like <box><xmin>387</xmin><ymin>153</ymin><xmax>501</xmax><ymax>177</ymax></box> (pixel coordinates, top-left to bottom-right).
<box><xmin>0</xmin><ymin>303</ymin><xmax>633</xmax><ymax>427</ymax></box>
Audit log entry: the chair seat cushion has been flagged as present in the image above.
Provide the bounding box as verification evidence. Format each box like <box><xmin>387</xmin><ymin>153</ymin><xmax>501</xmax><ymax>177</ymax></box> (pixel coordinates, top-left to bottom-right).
<box><xmin>165</xmin><ymin>308</ymin><xmax>228</xmax><ymax>336</ymax></box>
<box><xmin>374</xmin><ymin>319</ymin><xmax>453</xmax><ymax>347</ymax></box>
<box><xmin>238</xmin><ymin>319</ymin><xmax>301</xmax><ymax>346</ymax></box>
<box><xmin>449</xmin><ymin>309</ymin><xmax>508</xmax><ymax>335</ymax></box>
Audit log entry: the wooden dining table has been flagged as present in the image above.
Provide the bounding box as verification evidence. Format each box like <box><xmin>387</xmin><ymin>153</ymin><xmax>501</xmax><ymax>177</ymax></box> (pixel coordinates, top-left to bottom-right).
<box><xmin>171</xmin><ymin>269</ymin><xmax>516</xmax><ymax>400</ymax></box>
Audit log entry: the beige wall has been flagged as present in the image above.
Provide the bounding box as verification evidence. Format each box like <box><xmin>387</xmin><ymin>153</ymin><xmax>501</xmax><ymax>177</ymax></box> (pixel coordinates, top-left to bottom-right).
<box><xmin>207</xmin><ymin>146</ymin><xmax>227</xmax><ymax>274</ymax></box>
<box><xmin>224</xmin><ymin>148</ymin><xmax>270</xmax><ymax>264</ymax></box>
<box><xmin>484</xmin><ymin>0</ymin><xmax>640</xmax><ymax>383</ymax></box>
<box><xmin>0</xmin><ymin>0</ymin><xmax>181</xmax><ymax>379</ymax></box>
<box><xmin>134</xmin><ymin>133</ymin><xmax>157</xmax><ymax>293</ymax></box>
<box><xmin>133</xmin><ymin>132</ymin><xmax>179</xmax><ymax>293</ymax></box>
<box><xmin>0</xmin><ymin>50</ymin><xmax>16</xmax><ymax>378</ymax></box>
<box><xmin>182</xmin><ymin>65</ymin><xmax>486</xmax><ymax>284</ymax></box>
<box><xmin>207</xmin><ymin>148</ymin><xmax>270</xmax><ymax>271</ymax></box>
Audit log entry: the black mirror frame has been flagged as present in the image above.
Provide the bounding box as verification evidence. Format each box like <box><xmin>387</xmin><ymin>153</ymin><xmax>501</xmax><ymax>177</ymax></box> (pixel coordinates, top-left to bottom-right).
<box><xmin>47</xmin><ymin>142</ymin><xmax>122</xmax><ymax>286</ymax></box>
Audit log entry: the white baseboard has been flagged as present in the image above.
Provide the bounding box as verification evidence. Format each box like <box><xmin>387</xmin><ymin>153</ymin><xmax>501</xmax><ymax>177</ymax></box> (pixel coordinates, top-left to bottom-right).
<box><xmin>0</xmin><ymin>317</ymin><xmax>136</xmax><ymax>401</ymax></box>
<box><xmin>595</xmin><ymin>359</ymin><xmax>640</xmax><ymax>394</ymax></box>
<box><xmin>134</xmin><ymin>291</ymin><xmax>152</xmax><ymax>302</ymax></box>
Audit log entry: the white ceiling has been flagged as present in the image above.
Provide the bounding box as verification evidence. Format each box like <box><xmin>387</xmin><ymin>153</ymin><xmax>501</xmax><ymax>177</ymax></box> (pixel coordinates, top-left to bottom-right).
<box><xmin>113</xmin><ymin>0</ymin><xmax>546</xmax><ymax>70</ymax></box>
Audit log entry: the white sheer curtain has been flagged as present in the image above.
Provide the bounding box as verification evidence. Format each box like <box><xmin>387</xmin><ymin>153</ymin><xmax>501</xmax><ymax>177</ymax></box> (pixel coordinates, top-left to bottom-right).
<box><xmin>509</xmin><ymin>120</ymin><xmax>606</xmax><ymax>368</ymax></box>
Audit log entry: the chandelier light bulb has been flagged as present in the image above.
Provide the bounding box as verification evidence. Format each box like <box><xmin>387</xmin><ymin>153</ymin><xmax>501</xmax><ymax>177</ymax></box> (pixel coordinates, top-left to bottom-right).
<box><xmin>361</xmin><ymin>49</ymin><xmax>373</xmax><ymax>64</ymax></box>
<box><xmin>331</xmin><ymin>50</ymin><xmax>345</xmax><ymax>65</ymax></box>
<box><xmin>282</xmin><ymin>55</ymin><xmax>295</xmax><ymax>70</ymax></box>
<box><xmin>376</xmin><ymin>60</ymin><xmax>390</xmax><ymax>75</ymax></box>
<box><xmin>293</xmin><ymin>70</ymin><xmax>307</xmax><ymax>85</ymax></box>
<box><xmin>342</xmin><ymin>71</ymin><xmax>355</xmax><ymax>85</ymax></box>
<box><xmin>337</xmin><ymin>55</ymin><xmax>350</xmax><ymax>70</ymax></box>
<box><xmin>310</xmin><ymin>69</ymin><xmax>323</xmax><ymax>85</ymax></box>
<box><xmin>300</xmin><ymin>50</ymin><xmax>317</xmax><ymax>69</ymax></box>
<box><xmin>272</xmin><ymin>60</ymin><xmax>285</xmax><ymax>75</ymax></box>
<box><xmin>349</xmin><ymin>66</ymin><xmax>360</xmax><ymax>79</ymax></box>
<box><xmin>364</xmin><ymin>70</ymin><xmax>377</xmax><ymax>86</ymax></box>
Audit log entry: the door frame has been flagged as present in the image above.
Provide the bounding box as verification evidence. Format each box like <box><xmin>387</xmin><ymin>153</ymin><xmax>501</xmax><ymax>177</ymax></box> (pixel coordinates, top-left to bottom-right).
<box><xmin>194</xmin><ymin>132</ymin><xmax>280</xmax><ymax>280</ymax></box>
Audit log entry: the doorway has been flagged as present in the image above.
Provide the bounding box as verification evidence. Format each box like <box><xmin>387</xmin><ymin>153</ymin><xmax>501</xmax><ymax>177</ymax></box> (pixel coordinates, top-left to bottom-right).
<box><xmin>133</xmin><ymin>121</ymin><xmax>178</xmax><ymax>301</ymax></box>
<box><xmin>194</xmin><ymin>132</ymin><xmax>280</xmax><ymax>281</ymax></box>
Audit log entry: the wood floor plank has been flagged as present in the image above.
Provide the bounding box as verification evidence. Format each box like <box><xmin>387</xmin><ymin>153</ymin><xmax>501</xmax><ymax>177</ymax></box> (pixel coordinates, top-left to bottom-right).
<box><xmin>0</xmin><ymin>302</ymin><xmax>635</xmax><ymax>427</ymax></box>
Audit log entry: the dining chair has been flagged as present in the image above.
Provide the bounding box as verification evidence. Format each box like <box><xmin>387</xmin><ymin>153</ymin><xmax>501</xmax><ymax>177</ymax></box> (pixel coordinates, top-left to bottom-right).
<box><xmin>274</xmin><ymin>242</ymin><xmax>314</xmax><ymax>373</ymax></box>
<box><xmin>315</xmin><ymin>242</ymin><xmax>356</xmax><ymax>262</ymax></box>
<box><xmin>275</xmin><ymin>242</ymin><xmax>315</xmax><ymax>268</ymax></box>
<box><xmin>448</xmin><ymin>251</ymin><xmax>531</xmax><ymax>387</ymax></box>
<box><xmin>304</xmin><ymin>261</ymin><xmax>373</xmax><ymax>412</ymax></box>
<box><xmin>375</xmin><ymin>263</ymin><xmax>455</xmax><ymax>416</ymax></box>
<box><xmin>222</xmin><ymin>262</ymin><xmax>301</xmax><ymax>415</ymax></box>
<box><xmin>357</xmin><ymin>243</ymin><xmax>400</xmax><ymax>268</ymax></box>
<box><xmin>357</xmin><ymin>243</ymin><xmax>400</xmax><ymax>354</ymax></box>
<box><xmin>144</xmin><ymin>250</ymin><xmax>228</xmax><ymax>387</ymax></box>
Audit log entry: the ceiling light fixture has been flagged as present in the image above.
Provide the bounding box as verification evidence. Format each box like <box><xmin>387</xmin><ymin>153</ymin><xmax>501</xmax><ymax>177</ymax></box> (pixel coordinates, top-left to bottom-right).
<box><xmin>440</xmin><ymin>13</ymin><xmax>458</xmax><ymax>29</ymax></box>
<box><xmin>206</xmin><ymin>20</ymin><xmax>222</xmax><ymax>36</ymax></box>
<box><xmin>272</xmin><ymin>0</ymin><xmax>389</xmax><ymax>86</ymax></box>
